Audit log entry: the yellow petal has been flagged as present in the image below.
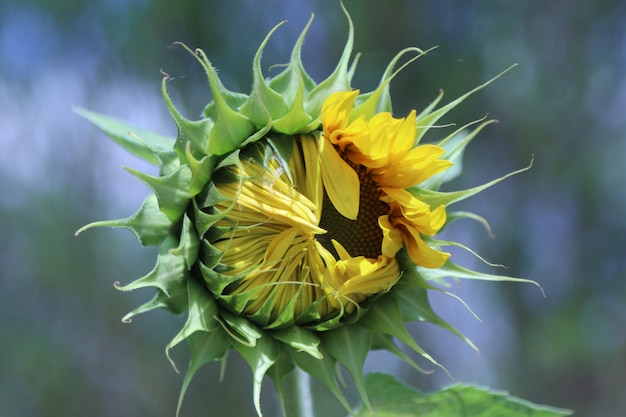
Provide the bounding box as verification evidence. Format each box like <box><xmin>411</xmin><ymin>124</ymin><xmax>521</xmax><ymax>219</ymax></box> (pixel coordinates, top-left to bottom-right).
<box><xmin>321</xmin><ymin>90</ymin><xmax>360</xmax><ymax>135</ymax></box>
<box><xmin>396</xmin><ymin>220</ymin><xmax>450</xmax><ymax>268</ymax></box>
<box><xmin>378</xmin><ymin>215</ymin><xmax>404</xmax><ymax>258</ymax></box>
<box><xmin>318</xmin><ymin>136</ymin><xmax>360</xmax><ymax>220</ymax></box>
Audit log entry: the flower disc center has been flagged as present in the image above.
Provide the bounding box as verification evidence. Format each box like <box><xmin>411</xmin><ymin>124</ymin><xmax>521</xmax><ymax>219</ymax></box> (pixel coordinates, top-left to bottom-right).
<box><xmin>318</xmin><ymin>160</ymin><xmax>389</xmax><ymax>259</ymax></box>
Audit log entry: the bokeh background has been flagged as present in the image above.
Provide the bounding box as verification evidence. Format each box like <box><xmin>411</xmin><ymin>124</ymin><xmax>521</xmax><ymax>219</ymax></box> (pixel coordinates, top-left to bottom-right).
<box><xmin>2</xmin><ymin>0</ymin><xmax>625</xmax><ymax>416</ymax></box>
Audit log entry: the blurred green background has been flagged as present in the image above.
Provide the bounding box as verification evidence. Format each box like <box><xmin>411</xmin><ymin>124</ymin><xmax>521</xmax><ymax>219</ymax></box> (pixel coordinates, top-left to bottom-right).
<box><xmin>2</xmin><ymin>0</ymin><xmax>625</xmax><ymax>416</ymax></box>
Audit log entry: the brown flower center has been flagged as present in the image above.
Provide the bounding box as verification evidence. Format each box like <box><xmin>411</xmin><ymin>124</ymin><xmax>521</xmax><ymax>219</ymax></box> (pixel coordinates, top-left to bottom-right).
<box><xmin>318</xmin><ymin>158</ymin><xmax>389</xmax><ymax>259</ymax></box>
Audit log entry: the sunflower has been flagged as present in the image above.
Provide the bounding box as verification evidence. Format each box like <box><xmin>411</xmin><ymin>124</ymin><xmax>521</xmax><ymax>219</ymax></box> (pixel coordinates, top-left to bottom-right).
<box><xmin>208</xmin><ymin>87</ymin><xmax>456</xmax><ymax>332</ymax></box>
<box><xmin>76</xmin><ymin>7</ymin><xmax>532</xmax><ymax>417</ymax></box>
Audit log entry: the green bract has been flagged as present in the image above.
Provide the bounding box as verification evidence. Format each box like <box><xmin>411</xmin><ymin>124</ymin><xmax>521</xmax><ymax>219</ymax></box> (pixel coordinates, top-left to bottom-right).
<box><xmin>77</xmin><ymin>6</ymin><xmax>535</xmax><ymax>417</ymax></box>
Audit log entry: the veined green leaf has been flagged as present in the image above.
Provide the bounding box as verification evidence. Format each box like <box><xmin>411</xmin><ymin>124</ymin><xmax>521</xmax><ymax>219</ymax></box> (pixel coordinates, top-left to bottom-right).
<box><xmin>355</xmin><ymin>373</ymin><xmax>573</xmax><ymax>417</ymax></box>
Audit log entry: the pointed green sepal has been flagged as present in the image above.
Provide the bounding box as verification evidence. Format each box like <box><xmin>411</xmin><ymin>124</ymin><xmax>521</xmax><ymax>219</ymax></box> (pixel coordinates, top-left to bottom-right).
<box><xmin>168</xmin><ymin>214</ymin><xmax>200</xmax><ymax>270</ymax></box>
<box><xmin>266</xmin><ymin>351</ymin><xmax>296</xmax><ymax>417</ymax></box>
<box><xmin>231</xmin><ymin>334</ymin><xmax>281</xmax><ymax>417</ymax></box>
<box><xmin>75</xmin><ymin>194</ymin><xmax>175</xmax><ymax>246</ymax></box>
<box><xmin>442</xmin><ymin>210</ymin><xmax>495</xmax><ymax>236</ymax></box>
<box><xmin>268</xmin><ymin>14</ymin><xmax>316</xmax><ymax>133</ymax></box>
<box><xmin>185</xmin><ymin>143</ymin><xmax>217</xmax><ymax>197</ymax></box>
<box><xmin>414</xmin><ymin>64</ymin><xmax>517</xmax><ymax>144</ymax></box>
<box><xmin>413</xmin><ymin>157</ymin><xmax>533</xmax><ymax>208</ymax></box>
<box><xmin>270</xmin><ymin>326</ymin><xmax>322</xmax><ymax>359</ymax></box>
<box><xmin>115</xmin><ymin>236</ymin><xmax>186</xmax><ymax>294</ymax></box>
<box><xmin>421</xmin><ymin>118</ymin><xmax>497</xmax><ymax>190</ymax></box>
<box><xmin>352</xmin><ymin>47</ymin><xmax>432</xmax><ymax>120</ymax></box>
<box><xmin>418</xmin><ymin>260</ymin><xmax>544</xmax><ymax>293</ymax></box>
<box><xmin>359</xmin><ymin>294</ymin><xmax>447</xmax><ymax>373</ymax></box>
<box><xmin>190</xmin><ymin>47</ymin><xmax>256</xmax><ymax>155</ymax></box>
<box><xmin>175</xmin><ymin>330</ymin><xmax>231</xmax><ymax>417</ymax></box>
<box><xmin>218</xmin><ymin>310</ymin><xmax>264</xmax><ymax>347</ymax></box>
<box><xmin>166</xmin><ymin>278</ymin><xmax>220</xmax><ymax>368</ymax></box>
<box><xmin>161</xmin><ymin>77</ymin><xmax>214</xmax><ymax>162</ymax></box>
<box><xmin>120</xmin><ymin>283</ymin><xmax>188</xmax><ymax>323</ymax></box>
<box><xmin>290</xmin><ymin>347</ymin><xmax>353</xmax><ymax>414</ymax></box>
<box><xmin>125</xmin><ymin>165</ymin><xmax>192</xmax><ymax>222</ymax></box>
<box><xmin>240</xmin><ymin>21</ymin><xmax>290</xmax><ymax>128</ymax></box>
<box><xmin>305</xmin><ymin>1</ymin><xmax>354</xmax><ymax>116</ymax></box>
<box><xmin>392</xmin><ymin>281</ymin><xmax>479</xmax><ymax>352</ymax></box>
<box><xmin>320</xmin><ymin>325</ymin><xmax>372</xmax><ymax>412</ymax></box>
<box><xmin>370</xmin><ymin>333</ymin><xmax>433</xmax><ymax>374</ymax></box>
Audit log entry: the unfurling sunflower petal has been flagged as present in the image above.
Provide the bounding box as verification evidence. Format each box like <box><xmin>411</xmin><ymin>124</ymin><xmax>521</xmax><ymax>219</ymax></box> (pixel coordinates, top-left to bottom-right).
<box><xmin>317</xmin><ymin>135</ymin><xmax>360</xmax><ymax>220</ymax></box>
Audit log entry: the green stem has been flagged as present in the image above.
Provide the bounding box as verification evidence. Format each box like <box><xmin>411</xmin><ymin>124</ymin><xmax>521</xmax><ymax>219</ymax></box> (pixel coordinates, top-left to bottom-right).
<box><xmin>283</xmin><ymin>367</ymin><xmax>314</xmax><ymax>417</ymax></box>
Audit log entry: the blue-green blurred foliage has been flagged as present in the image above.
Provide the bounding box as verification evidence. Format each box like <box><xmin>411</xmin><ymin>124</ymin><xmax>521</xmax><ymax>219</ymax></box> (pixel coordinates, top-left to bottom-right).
<box><xmin>1</xmin><ymin>0</ymin><xmax>625</xmax><ymax>416</ymax></box>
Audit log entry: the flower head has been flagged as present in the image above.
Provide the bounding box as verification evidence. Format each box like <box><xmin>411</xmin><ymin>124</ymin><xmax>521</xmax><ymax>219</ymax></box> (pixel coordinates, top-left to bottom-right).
<box><xmin>76</xmin><ymin>6</ymin><xmax>533</xmax><ymax>416</ymax></box>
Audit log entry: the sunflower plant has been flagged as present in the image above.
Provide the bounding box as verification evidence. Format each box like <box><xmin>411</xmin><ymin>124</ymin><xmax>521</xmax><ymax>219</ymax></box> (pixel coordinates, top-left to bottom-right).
<box><xmin>76</xmin><ymin>5</ymin><xmax>571</xmax><ymax>417</ymax></box>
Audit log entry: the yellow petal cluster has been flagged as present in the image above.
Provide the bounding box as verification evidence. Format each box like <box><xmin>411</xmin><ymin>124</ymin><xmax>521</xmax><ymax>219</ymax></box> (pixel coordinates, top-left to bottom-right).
<box><xmin>321</xmin><ymin>91</ymin><xmax>452</xmax><ymax>268</ymax></box>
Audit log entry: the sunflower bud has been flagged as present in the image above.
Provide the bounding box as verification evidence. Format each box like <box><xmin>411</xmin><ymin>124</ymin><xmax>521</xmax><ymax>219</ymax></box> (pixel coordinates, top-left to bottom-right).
<box><xmin>77</xmin><ymin>5</ymin><xmax>534</xmax><ymax>416</ymax></box>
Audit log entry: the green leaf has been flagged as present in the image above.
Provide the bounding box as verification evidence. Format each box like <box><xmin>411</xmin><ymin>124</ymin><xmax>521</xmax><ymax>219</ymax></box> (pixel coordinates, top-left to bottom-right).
<box><xmin>74</xmin><ymin>107</ymin><xmax>174</xmax><ymax>166</ymax></box>
<box><xmin>355</xmin><ymin>373</ymin><xmax>573</xmax><ymax>417</ymax></box>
